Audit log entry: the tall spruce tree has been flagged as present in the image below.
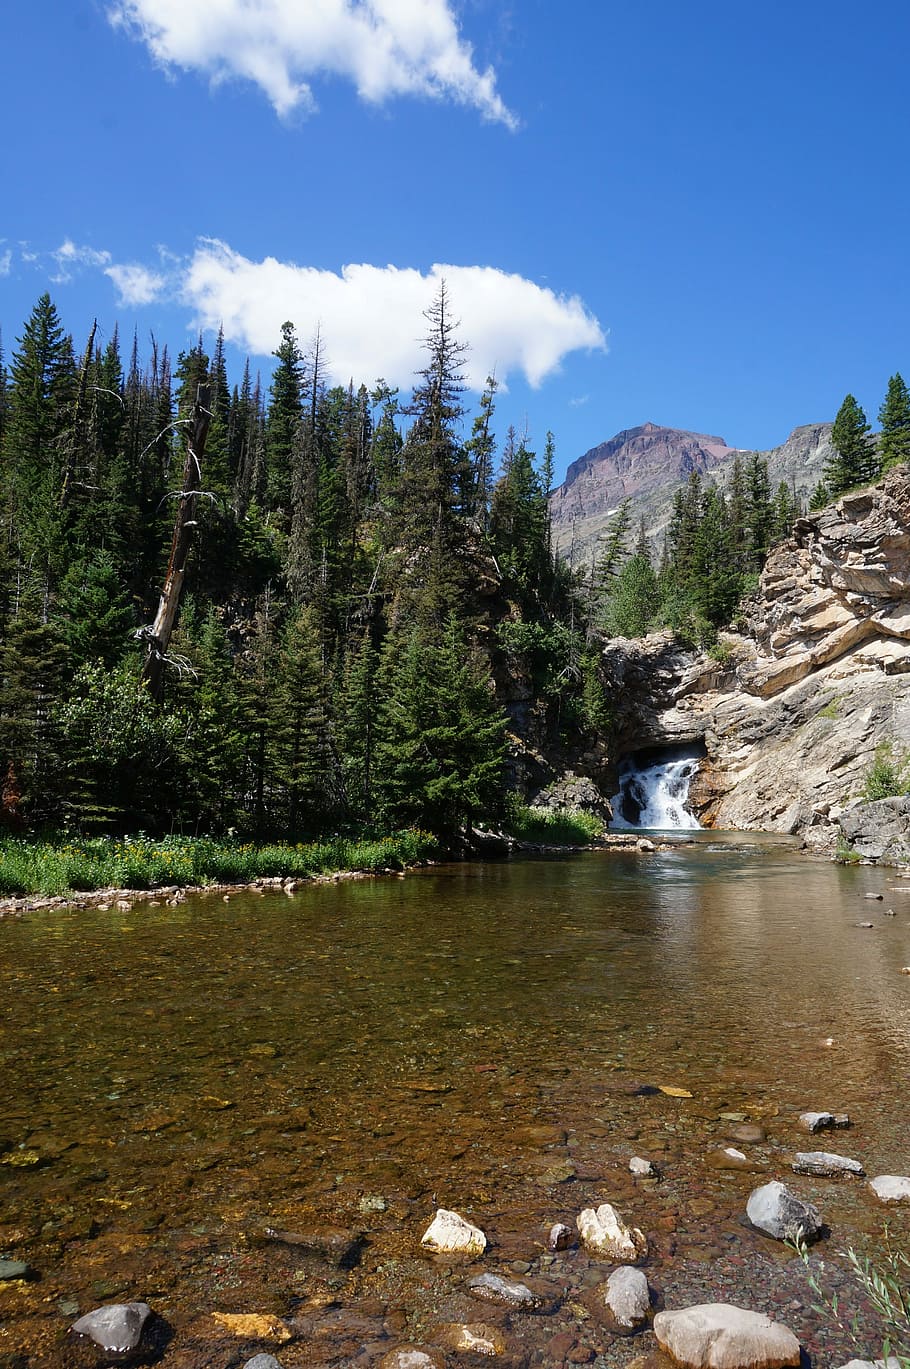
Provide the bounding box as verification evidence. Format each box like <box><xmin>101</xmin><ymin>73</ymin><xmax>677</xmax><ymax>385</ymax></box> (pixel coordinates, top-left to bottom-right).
<box><xmin>825</xmin><ymin>394</ymin><xmax>875</xmax><ymax>494</ymax></box>
<box><xmin>878</xmin><ymin>373</ymin><xmax>910</xmax><ymax>471</ymax></box>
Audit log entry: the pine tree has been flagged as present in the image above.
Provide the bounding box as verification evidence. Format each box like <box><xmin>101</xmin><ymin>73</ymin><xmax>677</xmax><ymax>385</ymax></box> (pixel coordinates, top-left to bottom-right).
<box><xmin>57</xmin><ymin>551</ymin><xmax>135</xmax><ymax>669</ymax></box>
<box><xmin>825</xmin><ymin>394</ymin><xmax>875</xmax><ymax>494</ymax></box>
<box><xmin>878</xmin><ymin>373</ymin><xmax>910</xmax><ymax>471</ymax></box>
<box><xmin>266</xmin><ymin>321</ymin><xmax>304</xmax><ymax>515</ymax></box>
<box><xmin>272</xmin><ymin>608</ymin><xmax>334</xmax><ymax>832</ymax></box>
<box><xmin>374</xmin><ymin>618</ymin><xmax>506</xmax><ymax>832</ymax></box>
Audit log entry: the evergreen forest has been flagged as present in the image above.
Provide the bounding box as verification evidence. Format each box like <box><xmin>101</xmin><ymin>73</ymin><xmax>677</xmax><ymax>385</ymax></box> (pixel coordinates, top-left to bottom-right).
<box><xmin>1</xmin><ymin>290</ymin><xmax>905</xmax><ymax>843</ymax></box>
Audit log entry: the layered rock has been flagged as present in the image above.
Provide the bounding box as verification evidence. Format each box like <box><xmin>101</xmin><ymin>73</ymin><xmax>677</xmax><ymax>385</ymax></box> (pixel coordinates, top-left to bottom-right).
<box><xmin>598</xmin><ymin>471</ymin><xmax>910</xmax><ymax>847</ymax></box>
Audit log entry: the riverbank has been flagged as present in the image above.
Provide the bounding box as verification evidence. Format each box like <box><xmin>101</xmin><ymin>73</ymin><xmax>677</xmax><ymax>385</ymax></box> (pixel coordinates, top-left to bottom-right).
<box><xmin>0</xmin><ymin>824</ymin><xmax>683</xmax><ymax>917</ymax></box>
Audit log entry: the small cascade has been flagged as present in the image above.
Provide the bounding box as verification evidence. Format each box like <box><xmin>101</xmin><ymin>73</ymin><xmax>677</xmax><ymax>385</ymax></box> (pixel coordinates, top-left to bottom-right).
<box><xmin>611</xmin><ymin>750</ymin><xmax>702</xmax><ymax>830</ymax></box>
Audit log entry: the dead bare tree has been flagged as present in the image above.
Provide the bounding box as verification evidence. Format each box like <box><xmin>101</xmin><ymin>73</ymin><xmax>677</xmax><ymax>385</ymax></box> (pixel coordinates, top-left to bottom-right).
<box><xmin>138</xmin><ymin>383</ymin><xmax>212</xmax><ymax>699</ymax></box>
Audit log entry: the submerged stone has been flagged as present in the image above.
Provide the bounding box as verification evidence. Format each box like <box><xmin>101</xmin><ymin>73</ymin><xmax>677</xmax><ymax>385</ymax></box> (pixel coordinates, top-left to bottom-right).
<box><xmin>71</xmin><ymin>1302</ymin><xmax>153</xmax><ymax>1353</ymax></box>
<box><xmin>0</xmin><ymin>1259</ymin><xmax>31</xmax><ymax>1281</ymax></box>
<box><xmin>577</xmin><ymin>1203</ymin><xmax>647</xmax><ymax>1261</ymax></box>
<box><xmin>438</xmin><ymin>1322</ymin><xmax>507</xmax><ymax>1356</ymax></box>
<box><xmin>469</xmin><ymin>1272</ymin><xmax>541</xmax><ymax>1309</ymax></box>
<box><xmin>869</xmin><ymin>1175</ymin><xmax>910</xmax><ymax>1202</ymax></box>
<box><xmin>792</xmin><ymin>1151</ymin><xmax>864</xmax><ymax>1178</ymax></box>
<box><xmin>599</xmin><ymin>1265</ymin><xmax>652</xmax><ymax>1330</ymax></box>
<box><xmin>420</xmin><ymin>1208</ymin><xmax>486</xmax><ymax>1256</ymax></box>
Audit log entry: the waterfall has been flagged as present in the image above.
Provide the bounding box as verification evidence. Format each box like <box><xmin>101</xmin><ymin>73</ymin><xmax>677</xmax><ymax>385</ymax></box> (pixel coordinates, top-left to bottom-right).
<box><xmin>611</xmin><ymin>751</ymin><xmax>702</xmax><ymax>830</ymax></box>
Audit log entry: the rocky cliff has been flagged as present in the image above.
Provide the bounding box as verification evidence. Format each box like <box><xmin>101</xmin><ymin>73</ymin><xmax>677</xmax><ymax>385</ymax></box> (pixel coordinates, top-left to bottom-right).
<box><xmin>598</xmin><ymin>469</ymin><xmax>910</xmax><ymax>856</ymax></box>
<box><xmin>550</xmin><ymin>421</ymin><xmax>834</xmax><ymax>565</ymax></box>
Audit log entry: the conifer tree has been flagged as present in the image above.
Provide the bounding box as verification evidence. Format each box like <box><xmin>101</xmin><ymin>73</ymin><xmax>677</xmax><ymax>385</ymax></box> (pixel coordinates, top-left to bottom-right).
<box><xmin>825</xmin><ymin>394</ymin><xmax>875</xmax><ymax>494</ymax></box>
<box><xmin>266</xmin><ymin>321</ymin><xmax>304</xmax><ymax>515</ymax></box>
<box><xmin>878</xmin><ymin>373</ymin><xmax>910</xmax><ymax>471</ymax></box>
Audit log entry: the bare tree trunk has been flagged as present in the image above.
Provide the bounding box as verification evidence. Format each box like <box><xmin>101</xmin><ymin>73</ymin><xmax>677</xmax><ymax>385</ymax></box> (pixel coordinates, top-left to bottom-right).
<box><xmin>139</xmin><ymin>383</ymin><xmax>211</xmax><ymax>700</ymax></box>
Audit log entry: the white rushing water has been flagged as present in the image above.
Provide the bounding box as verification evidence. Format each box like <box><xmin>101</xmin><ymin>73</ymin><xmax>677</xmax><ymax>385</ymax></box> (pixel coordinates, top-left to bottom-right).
<box><xmin>611</xmin><ymin>753</ymin><xmax>702</xmax><ymax>830</ymax></box>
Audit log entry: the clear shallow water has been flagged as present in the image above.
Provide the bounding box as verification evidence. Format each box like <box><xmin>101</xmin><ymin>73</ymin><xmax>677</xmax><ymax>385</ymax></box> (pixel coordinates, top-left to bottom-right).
<box><xmin>2</xmin><ymin>838</ymin><xmax>910</xmax><ymax>1367</ymax></box>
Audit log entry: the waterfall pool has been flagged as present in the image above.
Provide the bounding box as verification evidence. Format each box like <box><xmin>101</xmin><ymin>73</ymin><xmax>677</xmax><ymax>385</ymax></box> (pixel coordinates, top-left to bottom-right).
<box><xmin>2</xmin><ymin>841</ymin><xmax>909</xmax><ymax>1366</ymax></box>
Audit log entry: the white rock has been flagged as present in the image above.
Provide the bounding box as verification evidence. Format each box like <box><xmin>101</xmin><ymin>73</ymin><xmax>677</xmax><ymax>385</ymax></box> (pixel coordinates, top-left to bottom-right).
<box><xmin>798</xmin><ymin>1111</ymin><xmax>836</xmax><ymax>1133</ymax></box>
<box><xmin>792</xmin><ymin>1151</ymin><xmax>865</xmax><ymax>1178</ymax></box>
<box><xmin>602</xmin><ymin>1265</ymin><xmax>651</xmax><ymax>1328</ymax></box>
<box><xmin>746</xmin><ymin>1181</ymin><xmax>822</xmax><ymax>1242</ymax></box>
<box><xmin>653</xmin><ymin>1303</ymin><xmax>801</xmax><ymax>1369</ymax></box>
<box><xmin>630</xmin><ymin>1155</ymin><xmax>657</xmax><ymax>1177</ymax></box>
<box><xmin>869</xmin><ymin>1175</ymin><xmax>910</xmax><ymax>1202</ymax></box>
<box><xmin>469</xmin><ymin>1272</ymin><xmax>540</xmax><ymax>1309</ymax></box>
<box><xmin>834</xmin><ymin>1359</ymin><xmax>901</xmax><ymax>1369</ymax></box>
<box><xmin>420</xmin><ymin>1208</ymin><xmax>486</xmax><ymax>1256</ymax></box>
<box><xmin>577</xmin><ymin>1203</ymin><xmax>647</xmax><ymax>1261</ymax></box>
<box><xmin>547</xmin><ymin>1221</ymin><xmax>573</xmax><ymax>1251</ymax></box>
<box><xmin>243</xmin><ymin>1357</ymin><xmax>284</xmax><ymax>1369</ymax></box>
<box><xmin>379</xmin><ymin>1349</ymin><xmax>445</xmax><ymax>1369</ymax></box>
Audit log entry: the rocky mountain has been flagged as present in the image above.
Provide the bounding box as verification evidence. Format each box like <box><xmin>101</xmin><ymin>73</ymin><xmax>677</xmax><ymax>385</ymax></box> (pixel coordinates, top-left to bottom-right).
<box><xmin>549</xmin><ymin>420</ymin><xmax>835</xmax><ymax>565</ymax></box>
<box><xmin>597</xmin><ymin>468</ymin><xmax>910</xmax><ymax>858</ymax></box>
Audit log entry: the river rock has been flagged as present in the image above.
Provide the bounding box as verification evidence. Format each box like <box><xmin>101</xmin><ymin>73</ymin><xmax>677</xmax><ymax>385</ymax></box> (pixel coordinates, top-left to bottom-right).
<box><xmin>469</xmin><ymin>1272</ymin><xmax>541</xmax><ymax>1309</ymax></box>
<box><xmin>578</xmin><ymin>1203</ymin><xmax>647</xmax><ymax>1261</ymax></box>
<box><xmin>243</xmin><ymin>1358</ymin><xmax>284</xmax><ymax>1369</ymax></box>
<box><xmin>0</xmin><ymin>1259</ymin><xmax>31</xmax><ymax>1280</ymax></box>
<box><xmin>833</xmin><ymin>1359</ymin><xmax>901</xmax><ymax>1369</ymax></box>
<box><xmin>72</xmin><ymin>1302</ymin><xmax>153</xmax><ymax>1353</ymax></box>
<box><xmin>548</xmin><ymin>1221</ymin><xmax>573</xmax><ymax>1251</ymax></box>
<box><xmin>437</xmin><ymin>1322</ymin><xmax>507</xmax><ymax>1356</ymax></box>
<box><xmin>745</xmin><ymin>1181</ymin><xmax>822</xmax><ymax>1242</ymax></box>
<box><xmin>420</xmin><ymin>1208</ymin><xmax>487</xmax><ymax>1256</ymax></box>
<box><xmin>792</xmin><ymin>1151</ymin><xmax>864</xmax><ymax>1178</ymax></box>
<box><xmin>727</xmin><ymin>1124</ymin><xmax>766</xmax><ymax>1145</ymax></box>
<box><xmin>869</xmin><ymin>1175</ymin><xmax>910</xmax><ymax>1202</ymax></box>
<box><xmin>798</xmin><ymin>1111</ymin><xmax>842</xmax><ymax>1132</ymax></box>
<box><xmin>599</xmin><ymin>1266</ymin><xmax>652</xmax><ymax>1331</ymax></box>
<box><xmin>211</xmin><ymin>1313</ymin><xmax>291</xmax><ymax>1342</ymax></box>
<box><xmin>708</xmin><ymin>1146</ymin><xmax>763</xmax><ymax>1172</ymax></box>
<box><xmin>653</xmin><ymin>1303</ymin><xmax>801</xmax><ymax>1369</ymax></box>
<box><xmin>379</xmin><ymin>1350</ymin><xmax>446</xmax><ymax>1369</ymax></box>
<box><xmin>630</xmin><ymin>1156</ymin><xmax>659</xmax><ymax>1177</ymax></box>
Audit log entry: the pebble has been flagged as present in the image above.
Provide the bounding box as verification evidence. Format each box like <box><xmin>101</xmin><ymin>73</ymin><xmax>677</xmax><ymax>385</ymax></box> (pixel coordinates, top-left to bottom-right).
<box><xmin>548</xmin><ymin>1222</ymin><xmax>573</xmax><ymax>1251</ymax></box>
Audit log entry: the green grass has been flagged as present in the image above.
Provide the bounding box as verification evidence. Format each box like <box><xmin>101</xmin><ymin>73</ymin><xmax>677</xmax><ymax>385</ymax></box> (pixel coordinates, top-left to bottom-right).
<box><xmin>0</xmin><ymin>830</ymin><xmax>439</xmax><ymax>899</ymax></box>
<box><xmin>505</xmin><ymin>804</ymin><xmax>604</xmax><ymax>846</ymax></box>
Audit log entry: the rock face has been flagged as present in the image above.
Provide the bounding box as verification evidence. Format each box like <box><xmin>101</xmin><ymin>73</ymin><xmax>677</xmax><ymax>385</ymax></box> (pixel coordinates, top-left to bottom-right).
<box><xmin>653</xmin><ymin>1303</ymin><xmax>802</xmax><ymax>1369</ymax></box>
<box><xmin>72</xmin><ymin>1302</ymin><xmax>153</xmax><ymax>1353</ymax></box>
<box><xmin>550</xmin><ymin>421</ymin><xmax>833</xmax><ymax>568</ymax></box>
<box><xmin>746</xmin><ymin>1181</ymin><xmax>822</xmax><ymax>1242</ymax></box>
<box><xmin>577</xmin><ymin>1203</ymin><xmax>648</xmax><ymax>1260</ymax></box>
<box><xmin>597</xmin><ymin>471</ymin><xmax>910</xmax><ymax>846</ymax></box>
<box><xmin>420</xmin><ymin>1209</ymin><xmax>487</xmax><ymax>1256</ymax></box>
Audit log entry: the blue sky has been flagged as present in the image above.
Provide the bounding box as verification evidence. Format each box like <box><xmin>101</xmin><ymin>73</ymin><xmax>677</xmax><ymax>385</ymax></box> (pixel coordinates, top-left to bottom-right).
<box><xmin>2</xmin><ymin>0</ymin><xmax>908</xmax><ymax>481</ymax></box>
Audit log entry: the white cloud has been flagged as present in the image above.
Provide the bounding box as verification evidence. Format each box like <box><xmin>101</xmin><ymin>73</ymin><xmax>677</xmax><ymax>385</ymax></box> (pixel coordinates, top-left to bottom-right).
<box><xmin>105</xmin><ymin>262</ymin><xmax>167</xmax><ymax>307</ymax></box>
<box><xmin>0</xmin><ymin>249</ymin><xmax>11</xmax><ymax>278</ymax></box>
<box><xmin>179</xmin><ymin>238</ymin><xmax>605</xmax><ymax>390</ymax></box>
<box><xmin>108</xmin><ymin>0</ymin><xmax>516</xmax><ymax>127</ymax></box>
<box><xmin>51</xmin><ymin>239</ymin><xmax>112</xmax><ymax>283</ymax></box>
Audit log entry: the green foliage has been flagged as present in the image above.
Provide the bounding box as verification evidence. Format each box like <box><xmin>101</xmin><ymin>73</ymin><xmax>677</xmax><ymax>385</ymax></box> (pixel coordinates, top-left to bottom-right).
<box><xmin>834</xmin><ymin>836</ymin><xmax>862</xmax><ymax>865</ymax></box>
<box><xmin>791</xmin><ymin>1230</ymin><xmax>910</xmax><ymax>1369</ymax></box>
<box><xmin>826</xmin><ymin>393</ymin><xmax>876</xmax><ymax>495</ymax></box>
<box><xmin>504</xmin><ymin>801</ymin><xmax>603</xmax><ymax>846</ymax></box>
<box><xmin>0</xmin><ymin>829</ymin><xmax>439</xmax><ymax>897</ymax></box>
<box><xmin>862</xmin><ymin>742</ymin><xmax>910</xmax><ymax>801</ymax></box>
<box><xmin>817</xmin><ymin>695</ymin><xmax>841</xmax><ymax>719</ymax></box>
<box><xmin>879</xmin><ymin>373</ymin><xmax>910</xmax><ymax>472</ymax></box>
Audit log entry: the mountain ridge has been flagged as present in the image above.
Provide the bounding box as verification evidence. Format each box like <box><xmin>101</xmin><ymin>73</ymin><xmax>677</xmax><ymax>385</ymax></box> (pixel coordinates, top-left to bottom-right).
<box><xmin>550</xmin><ymin>420</ymin><xmax>834</xmax><ymax>563</ymax></box>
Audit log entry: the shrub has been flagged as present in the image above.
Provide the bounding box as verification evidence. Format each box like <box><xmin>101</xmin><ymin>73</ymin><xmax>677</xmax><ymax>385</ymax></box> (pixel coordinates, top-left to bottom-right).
<box><xmin>863</xmin><ymin>742</ymin><xmax>910</xmax><ymax>801</ymax></box>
